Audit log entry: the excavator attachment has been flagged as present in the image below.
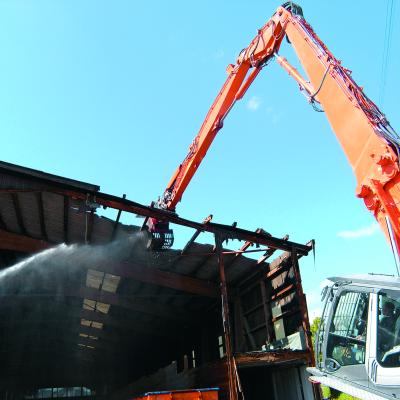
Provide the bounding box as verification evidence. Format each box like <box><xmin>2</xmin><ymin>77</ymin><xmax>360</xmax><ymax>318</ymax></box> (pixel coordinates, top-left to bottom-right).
<box><xmin>145</xmin><ymin>217</ymin><xmax>174</xmax><ymax>250</ymax></box>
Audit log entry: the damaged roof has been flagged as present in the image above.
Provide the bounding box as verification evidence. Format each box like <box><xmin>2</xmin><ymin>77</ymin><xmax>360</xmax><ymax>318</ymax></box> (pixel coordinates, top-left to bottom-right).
<box><xmin>0</xmin><ymin>160</ymin><xmax>312</xmax><ymax>392</ymax></box>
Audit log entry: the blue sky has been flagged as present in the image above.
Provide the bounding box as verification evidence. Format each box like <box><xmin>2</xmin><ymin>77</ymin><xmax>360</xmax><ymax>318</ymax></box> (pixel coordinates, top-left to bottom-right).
<box><xmin>1</xmin><ymin>1</ymin><xmax>399</xmax><ymax>318</ymax></box>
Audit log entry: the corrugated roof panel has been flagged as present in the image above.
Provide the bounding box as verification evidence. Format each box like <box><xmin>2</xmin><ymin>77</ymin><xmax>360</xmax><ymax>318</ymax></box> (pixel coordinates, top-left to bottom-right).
<box><xmin>0</xmin><ymin>160</ymin><xmax>100</xmax><ymax>192</ymax></box>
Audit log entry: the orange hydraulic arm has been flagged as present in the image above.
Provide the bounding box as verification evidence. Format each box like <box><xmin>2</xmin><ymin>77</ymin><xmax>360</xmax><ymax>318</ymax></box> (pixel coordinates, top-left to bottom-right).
<box><xmin>157</xmin><ymin>2</ymin><xmax>400</xmax><ymax>254</ymax></box>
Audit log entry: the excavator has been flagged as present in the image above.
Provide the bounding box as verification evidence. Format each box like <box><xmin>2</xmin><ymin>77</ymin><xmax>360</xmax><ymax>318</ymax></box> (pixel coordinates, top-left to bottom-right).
<box><xmin>144</xmin><ymin>2</ymin><xmax>400</xmax><ymax>398</ymax></box>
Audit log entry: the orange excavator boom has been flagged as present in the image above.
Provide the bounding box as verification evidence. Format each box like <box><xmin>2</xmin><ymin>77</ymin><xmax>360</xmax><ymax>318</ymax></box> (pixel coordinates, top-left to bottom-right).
<box><xmin>151</xmin><ymin>2</ymin><xmax>400</xmax><ymax>254</ymax></box>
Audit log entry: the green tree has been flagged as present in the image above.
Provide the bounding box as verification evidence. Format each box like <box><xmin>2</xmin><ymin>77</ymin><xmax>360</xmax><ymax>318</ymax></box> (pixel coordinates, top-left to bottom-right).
<box><xmin>310</xmin><ymin>316</ymin><xmax>321</xmax><ymax>348</ymax></box>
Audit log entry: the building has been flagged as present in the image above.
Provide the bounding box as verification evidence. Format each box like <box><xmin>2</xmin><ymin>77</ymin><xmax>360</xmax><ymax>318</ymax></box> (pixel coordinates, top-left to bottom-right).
<box><xmin>0</xmin><ymin>161</ymin><xmax>317</xmax><ymax>399</ymax></box>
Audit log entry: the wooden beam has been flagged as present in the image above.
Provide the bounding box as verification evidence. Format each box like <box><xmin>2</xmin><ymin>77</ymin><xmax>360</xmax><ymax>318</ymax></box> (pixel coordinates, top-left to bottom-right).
<box><xmin>111</xmin><ymin>194</ymin><xmax>126</xmax><ymax>241</ymax></box>
<box><xmin>266</xmin><ymin>242</ymin><xmax>310</xmax><ymax>280</ymax></box>
<box><xmin>180</xmin><ymin>215</ymin><xmax>212</xmax><ymax>256</ymax></box>
<box><xmin>235</xmin><ymin>350</ymin><xmax>310</xmax><ymax>367</ymax></box>
<box><xmin>2</xmin><ymin>189</ymin><xmax>313</xmax><ymax>255</ymax></box>
<box><xmin>210</xmin><ymin>228</ymin><xmax>264</xmax><ymax>282</ymax></box>
<box><xmin>0</xmin><ymin>229</ymin><xmax>49</xmax><ymax>253</ymax></box>
<box><xmin>96</xmin><ymin>261</ymin><xmax>219</xmax><ymax>298</ymax></box>
<box><xmin>266</xmin><ymin>262</ymin><xmax>291</xmax><ymax>280</ymax></box>
<box><xmin>291</xmin><ymin>249</ymin><xmax>314</xmax><ymax>365</ymax></box>
<box><xmin>270</xmin><ymin>284</ymin><xmax>296</xmax><ymax>302</ymax></box>
<box><xmin>257</xmin><ymin>234</ymin><xmax>289</xmax><ymax>264</ymax></box>
<box><xmin>271</xmin><ymin>308</ymin><xmax>300</xmax><ymax>323</ymax></box>
<box><xmin>232</xmin><ymin>228</ymin><xmax>264</xmax><ymax>260</ymax></box>
<box><xmin>181</xmin><ymin>229</ymin><xmax>201</xmax><ymax>255</ymax></box>
<box><xmin>53</xmin><ymin>188</ymin><xmax>312</xmax><ymax>255</ymax></box>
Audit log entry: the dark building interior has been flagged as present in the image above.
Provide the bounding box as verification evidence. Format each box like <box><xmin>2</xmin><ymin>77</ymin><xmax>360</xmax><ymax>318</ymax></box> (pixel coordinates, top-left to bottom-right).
<box><xmin>0</xmin><ymin>161</ymin><xmax>315</xmax><ymax>400</ymax></box>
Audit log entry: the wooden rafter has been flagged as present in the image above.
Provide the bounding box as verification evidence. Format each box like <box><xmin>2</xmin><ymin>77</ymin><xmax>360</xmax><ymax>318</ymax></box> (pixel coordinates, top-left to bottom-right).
<box><xmin>257</xmin><ymin>234</ymin><xmax>289</xmax><ymax>264</ymax></box>
<box><xmin>235</xmin><ymin>349</ymin><xmax>310</xmax><ymax>367</ymax></box>
<box><xmin>53</xmin><ymin>188</ymin><xmax>312</xmax><ymax>255</ymax></box>
<box><xmin>11</xmin><ymin>193</ymin><xmax>27</xmax><ymax>235</ymax></box>
<box><xmin>0</xmin><ymin>188</ymin><xmax>313</xmax><ymax>254</ymax></box>
<box><xmin>95</xmin><ymin>261</ymin><xmax>219</xmax><ymax>298</ymax></box>
<box><xmin>0</xmin><ymin>229</ymin><xmax>49</xmax><ymax>253</ymax></box>
<box><xmin>111</xmin><ymin>193</ymin><xmax>126</xmax><ymax>241</ymax></box>
<box><xmin>36</xmin><ymin>192</ymin><xmax>48</xmax><ymax>241</ymax></box>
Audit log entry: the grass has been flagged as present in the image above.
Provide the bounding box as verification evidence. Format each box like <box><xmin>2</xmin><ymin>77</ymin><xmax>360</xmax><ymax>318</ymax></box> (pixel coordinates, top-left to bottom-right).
<box><xmin>321</xmin><ymin>386</ymin><xmax>360</xmax><ymax>400</ymax></box>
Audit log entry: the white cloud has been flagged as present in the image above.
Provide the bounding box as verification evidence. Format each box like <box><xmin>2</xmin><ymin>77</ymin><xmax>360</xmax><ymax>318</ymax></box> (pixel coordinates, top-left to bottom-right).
<box><xmin>337</xmin><ymin>222</ymin><xmax>379</xmax><ymax>239</ymax></box>
<box><xmin>247</xmin><ymin>96</ymin><xmax>261</xmax><ymax>111</ymax></box>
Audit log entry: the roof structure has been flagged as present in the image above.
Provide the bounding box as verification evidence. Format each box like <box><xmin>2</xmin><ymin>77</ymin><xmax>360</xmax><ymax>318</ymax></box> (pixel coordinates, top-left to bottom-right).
<box><xmin>0</xmin><ymin>160</ymin><xmax>314</xmax><ymax>397</ymax></box>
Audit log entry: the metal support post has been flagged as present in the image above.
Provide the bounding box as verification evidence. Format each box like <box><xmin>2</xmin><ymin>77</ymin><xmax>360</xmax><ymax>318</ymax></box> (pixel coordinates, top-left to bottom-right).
<box><xmin>291</xmin><ymin>246</ymin><xmax>315</xmax><ymax>366</ymax></box>
<box><xmin>215</xmin><ymin>234</ymin><xmax>239</xmax><ymax>400</ymax></box>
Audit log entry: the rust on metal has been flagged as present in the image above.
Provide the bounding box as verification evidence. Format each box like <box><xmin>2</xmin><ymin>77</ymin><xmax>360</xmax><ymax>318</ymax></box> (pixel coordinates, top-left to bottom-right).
<box><xmin>215</xmin><ymin>234</ymin><xmax>238</xmax><ymax>400</ymax></box>
<box><xmin>291</xmin><ymin>247</ymin><xmax>315</xmax><ymax>365</ymax></box>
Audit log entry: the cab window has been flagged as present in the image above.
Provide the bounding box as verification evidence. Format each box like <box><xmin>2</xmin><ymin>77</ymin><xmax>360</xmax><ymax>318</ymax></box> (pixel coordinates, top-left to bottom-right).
<box><xmin>326</xmin><ymin>291</ymin><xmax>369</xmax><ymax>366</ymax></box>
<box><xmin>377</xmin><ymin>291</ymin><xmax>400</xmax><ymax>368</ymax></box>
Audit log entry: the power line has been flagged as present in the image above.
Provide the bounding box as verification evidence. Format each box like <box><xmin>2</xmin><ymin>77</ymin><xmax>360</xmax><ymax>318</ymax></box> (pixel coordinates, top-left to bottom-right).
<box><xmin>379</xmin><ymin>0</ymin><xmax>396</xmax><ymax>106</ymax></box>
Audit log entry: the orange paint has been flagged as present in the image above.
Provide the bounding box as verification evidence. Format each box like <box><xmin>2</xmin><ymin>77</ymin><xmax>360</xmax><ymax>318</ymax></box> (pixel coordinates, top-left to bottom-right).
<box><xmin>161</xmin><ymin>3</ymin><xmax>400</xmax><ymax>253</ymax></box>
<box><xmin>133</xmin><ymin>389</ymin><xmax>219</xmax><ymax>400</ymax></box>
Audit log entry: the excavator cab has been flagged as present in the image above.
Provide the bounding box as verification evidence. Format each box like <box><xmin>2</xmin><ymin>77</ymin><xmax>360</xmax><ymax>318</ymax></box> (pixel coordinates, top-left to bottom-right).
<box><xmin>145</xmin><ymin>217</ymin><xmax>174</xmax><ymax>251</ymax></box>
<box><xmin>309</xmin><ymin>275</ymin><xmax>400</xmax><ymax>398</ymax></box>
